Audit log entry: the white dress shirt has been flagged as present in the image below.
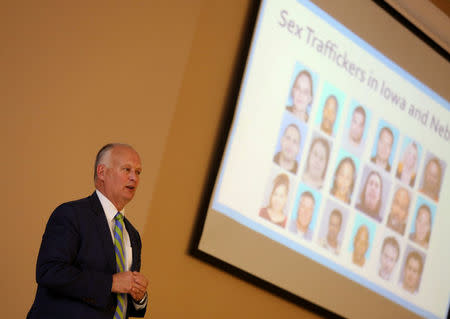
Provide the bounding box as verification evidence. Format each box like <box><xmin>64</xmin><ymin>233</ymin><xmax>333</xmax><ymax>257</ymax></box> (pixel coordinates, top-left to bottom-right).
<box><xmin>96</xmin><ymin>190</ymin><xmax>147</xmax><ymax>313</ymax></box>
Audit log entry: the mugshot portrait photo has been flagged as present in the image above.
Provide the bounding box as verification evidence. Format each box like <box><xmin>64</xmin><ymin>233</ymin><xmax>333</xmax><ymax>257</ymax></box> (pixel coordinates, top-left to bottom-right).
<box><xmin>317</xmin><ymin>199</ymin><xmax>349</xmax><ymax>256</ymax></box>
<box><xmin>285</xmin><ymin>62</ymin><xmax>318</xmax><ymax>123</ymax></box>
<box><xmin>315</xmin><ymin>81</ymin><xmax>345</xmax><ymax>137</ymax></box>
<box><xmin>273</xmin><ymin>112</ymin><xmax>308</xmax><ymax>175</ymax></box>
<box><xmin>259</xmin><ymin>170</ymin><xmax>294</xmax><ymax>229</ymax></box>
<box><xmin>301</xmin><ymin>131</ymin><xmax>332</xmax><ymax>190</ymax></box>
<box><xmin>370</xmin><ymin>121</ymin><xmax>399</xmax><ymax>173</ymax></box>
<box><xmin>342</xmin><ymin>102</ymin><xmax>371</xmax><ymax>157</ymax></box>
<box><xmin>288</xmin><ymin>184</ymin><xmax>321</xmax><ymax>241</ymax></box>
<box><xmin>330</xmin><ymin>152</ymin><xmax>359</xmax><ymax>205</ymax></box>
<box><xmin>355</xmin><ymin>165</ymin><xmax>392</xmax><ymax>223</ymax></box>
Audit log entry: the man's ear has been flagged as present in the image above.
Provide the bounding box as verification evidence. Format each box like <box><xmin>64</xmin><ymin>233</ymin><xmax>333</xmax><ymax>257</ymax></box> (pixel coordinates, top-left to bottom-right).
<box><xmin>96</xmin><ymin>164</ymin><xmax>106</xmax><ymax>181</ymax></box>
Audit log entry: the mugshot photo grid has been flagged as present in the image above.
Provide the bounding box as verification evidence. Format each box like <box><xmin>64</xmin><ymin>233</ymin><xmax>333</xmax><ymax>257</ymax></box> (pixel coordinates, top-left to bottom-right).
<box><xmin>257</xmin><ymin>60</ymin><xmax>446</xmax><ymax>299</ymax></box>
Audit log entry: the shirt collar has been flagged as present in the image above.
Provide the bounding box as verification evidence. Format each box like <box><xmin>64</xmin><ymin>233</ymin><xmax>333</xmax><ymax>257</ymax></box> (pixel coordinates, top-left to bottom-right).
<box><xmin>96</xmin><ymin>189</ymin><xmax>126</xmax><ymax>222</ymax></box>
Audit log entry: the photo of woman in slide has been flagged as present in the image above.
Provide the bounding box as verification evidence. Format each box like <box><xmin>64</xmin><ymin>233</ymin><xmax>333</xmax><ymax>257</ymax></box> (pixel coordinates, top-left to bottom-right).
<box><xmin>259</xmin><ymin>173</ymin><xmax>290</xmax><ymax>228</ymax></box>
<box><xmin>409</xmin><ymin>204</ymin><xmax>432</xmax><ymax>249</ymax></box>
<box><xmin>356</xmin><ymin>170</ymin><xmax>383</xmax><ymax>222</ymax></box>
<box><xmin>273</xmin><ymin>124</ymin><xmax>302</xmax><ymax>174</ymax></box>
<box><xmin>302</xmin><ymin>136</ymin><xmax>330</xmax><ymax>189</ymax></box>
<box><xmin>330</xmin><ymin>157</ymin><xmax>356</xmax><ymax>204</ymax></box>
<box><xmin>286</xmin><ymin>70</ymin><xmax>314</xmax><ymax>123</ymax></box>
<box><xmin>396</xmin><ymin>141</ymin><xmax>419</xmax><ymax>187</ymax></box>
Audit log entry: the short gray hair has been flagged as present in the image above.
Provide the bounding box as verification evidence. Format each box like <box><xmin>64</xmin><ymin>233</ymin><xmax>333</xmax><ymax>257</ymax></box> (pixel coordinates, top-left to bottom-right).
<box><xmin>93</xmin><ymin>143</ymin><xmax>132</xmax><ymax>181</ymax></box>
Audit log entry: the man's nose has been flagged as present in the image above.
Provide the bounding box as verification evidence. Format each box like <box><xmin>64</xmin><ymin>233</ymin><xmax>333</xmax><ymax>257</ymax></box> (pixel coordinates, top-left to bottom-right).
<box><xmin>129</xmin><ymin>171</ymin><xmax>138</xmax><ymax>181</ymax></box>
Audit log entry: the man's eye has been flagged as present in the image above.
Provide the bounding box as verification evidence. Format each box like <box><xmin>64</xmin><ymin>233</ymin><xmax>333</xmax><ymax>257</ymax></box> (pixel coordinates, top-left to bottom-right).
<box><xmin>136</xmin><ymin>170</ymin><xmax>141</xmax><ymax>176</ymax></box>
<box><xmin>124</xmin><ymin>168</ymin><xmax>131</xmax><ymax>172</ymax></box>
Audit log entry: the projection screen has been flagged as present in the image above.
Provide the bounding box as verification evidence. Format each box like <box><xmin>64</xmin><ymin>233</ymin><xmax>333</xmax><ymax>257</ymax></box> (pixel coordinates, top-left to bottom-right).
<box><xmin>192</xmin><ymin>1</ymin><xmax>450</xmax><ymax>318</ymax></box>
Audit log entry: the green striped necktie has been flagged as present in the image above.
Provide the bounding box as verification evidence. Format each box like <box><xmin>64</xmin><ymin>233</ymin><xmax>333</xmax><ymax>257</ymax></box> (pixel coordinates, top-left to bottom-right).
<box><xmin>114</xmin><ymin>212</ymin><xmax>126</xmax><ymax>319</ymax></box>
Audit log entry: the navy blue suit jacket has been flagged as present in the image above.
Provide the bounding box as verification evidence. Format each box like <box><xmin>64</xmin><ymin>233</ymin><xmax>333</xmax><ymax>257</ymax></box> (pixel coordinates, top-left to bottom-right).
<box><xmin>27</xmin><ymin>192</ymin><xmax>147</xmax><ymax>319</ymax></box>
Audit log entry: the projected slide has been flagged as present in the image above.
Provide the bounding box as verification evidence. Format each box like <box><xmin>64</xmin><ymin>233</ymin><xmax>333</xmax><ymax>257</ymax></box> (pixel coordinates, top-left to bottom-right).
<box><xmin>198</xmin><ymin>1</ymin><xmax>449</xmax><ymax>318</ymax></box>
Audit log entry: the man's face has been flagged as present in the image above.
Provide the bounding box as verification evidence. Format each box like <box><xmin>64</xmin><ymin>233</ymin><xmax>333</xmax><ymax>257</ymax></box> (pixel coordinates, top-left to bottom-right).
<box><xmin>380</xmin><ymin>243</ymin><xmax>399</xmax><ymax>277</ymax></box>
<box><xmin>403</xmin><ymin>145</ymin><xmax>418</xmax><ymax>170</ymax></box>
<box><xmin>280</xmin><ymin>126</ymin><xmax>301</xmax><ymax>162</ymax></box>
<box><xmin>292</xmin><ymin>74</ymin><xmax>312</xmax><ymax>112</ymax></box>
<box><xmin>404</xmin><ymin>257</ymin><xmax>421</xmax><ymax>292</ymax></box>
<box><xmin>327</xmin><ymin>214</ymin><xmax>341</xmax><ymax>242</ymax></box>
<box><xmin>424</xmin><ymin>161</ymin><xmax>440</xmax><ymax>193</ymax></box>
<box><xmin>336</xmin><ymin>161</ymin><xmax>353</xmax><ymax>194</ymax></box>
<box><xmin>390</xmin><ymin>189</ymin><xmax>410</xmax><ymax>224</ymax></box>
<box><xmin>322</xmin><ymin>98</ymin><xmax>337</xmax><ymax>133</ymax></box>
<box><xmin>415</xmin><ymin>208</ymin><xmax>431</xmax><ymax>242</ymax></box>
<box><xmin>308</xmin><ymin>141</ymin><xmax>327</xmax><ymax>179</ymax></box>
<box><xmin>354</xmin><ymin>227</ymin><xmax>369</xmax><ymax>258</ymax></box>
<box><xmin>99</xmin><ymin>146</ymin><xmax>142</xmax><ymax>211</ymax></box>
<box><xmin>377</xmin><ymin>129</ymin><xmax>393</xmax><ymax>162</ymax></box>
<box><xmin>297</xmin><ymin>195</ymin><xmax>314</xmax><ymax>228</ymax></box>
<box><xmin>364</xmin><ymin>174</ymin><xmax>381</xmax><ymax>211</ymax></box>
<box><xmin>349</xmin><ymin>111</ymin><xmax>365</xmax><ymax>143</ymax></box>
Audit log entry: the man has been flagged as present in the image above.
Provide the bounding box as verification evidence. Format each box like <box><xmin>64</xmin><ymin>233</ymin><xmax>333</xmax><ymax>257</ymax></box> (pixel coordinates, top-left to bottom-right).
<box><xmin>319</xmin><ymin>209</ymin><xmax>342</xmax><ymax>255</ymax></box>
<box><xmin>371</xmin><ymin>126</ymin><xmax>394</xmax><ymax>172</ymax></box>
<box><xmin>402</xmin><ymin>251</ymin><xmax>424</xmax><ymax>293</ymax></box>
<box><xmin>352</xmin><ymin>225</ymin><xmax>370</xmax><ymax>267</ymax></box>
<box><xmin>27</xmin><ymin>143</ymin><xmax>149</xmax><ymax>319</ymax></box>
<box><xmin>420</xmin><ymin>157</ymin><xmax>442</xmax><ymax>201</ymax></box>
<box><xmin>320</xmin><ymin>95</ymin><xmax>338</xmax><ymax>136</ymax></box>
<box><xmin>289</xmin><ymin>191</ymin><xmax>315</xmax><ymax>240</ymax></box>
<box><xmin>348</xmin><ymin>106</ymin><xmax>366</xmax><ymax>146</ymax></box>
<box><xmin>378</xmin><ymin>237</ymin><xmax>400</xmax><ymax>280</ymax></box>
<box><xmin>387</xmin><ymin>187</ymin><xmax>410</xmax><ymax>235</ymax></box>
<box><xmin>273</xmin><ymin>124</ymin><xmax>301</xmax><ymax>174</ymax></box>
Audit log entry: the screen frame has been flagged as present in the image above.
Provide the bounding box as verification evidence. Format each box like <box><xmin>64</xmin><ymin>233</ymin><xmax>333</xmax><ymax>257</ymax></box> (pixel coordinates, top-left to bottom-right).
<box><xmin>189</xmin><ymin>1</ymin><xmax>449</xmax><ymax>318</ymax></box>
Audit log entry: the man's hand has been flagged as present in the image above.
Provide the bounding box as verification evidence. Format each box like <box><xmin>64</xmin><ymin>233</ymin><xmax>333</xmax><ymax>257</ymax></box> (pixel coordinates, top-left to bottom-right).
<box><xmin>130</xmin><ymin>271</ymin><xmax>148</xmax><ymax>302</ymax></box>
<box><xmin>112</xmin><ymin>271</ymin><xmax>135</xmax><ymax>293</ymax></box>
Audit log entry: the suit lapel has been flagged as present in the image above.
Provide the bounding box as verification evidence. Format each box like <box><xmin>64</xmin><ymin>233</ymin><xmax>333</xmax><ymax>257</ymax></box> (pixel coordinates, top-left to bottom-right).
<box><xmin>89</xmin><ymin>192</ymin><xmax>116</xmax><ymax>273</ymax></box>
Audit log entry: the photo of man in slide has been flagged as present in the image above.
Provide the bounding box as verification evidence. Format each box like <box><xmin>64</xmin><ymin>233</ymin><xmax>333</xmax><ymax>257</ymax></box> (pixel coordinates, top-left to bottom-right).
<box><xmin>409</xmin><ymin>204</ymin><xmax>432</xmax><ymax>249</ymax></box>
<box><xmin>319</xmin><ymin>209</ymin><xmax>343</xmax><ymax>255</ymax></box>
<box><xmin>348</xmin><ymin>106</ymin><xmax>366</xmax><ymax>148</ymax></box>
<box><xmin>286</xmin><ymin>69</ymin><xmax>314</xmax><ymax>123</ymax></box>
<box><xmin>352</xmin><ymin>224</ymin><xmax>370</xmax><ymax>267</ymax></box>
<box><xmin>320</xmin><ymin>95</ymin><xmax>338</xmax><ymax>136</ymax></box>
<box><xmin>371</xmin><ymin>126</ymin><xmax>394</xmax><ymax>172</ymax></box>
<box><xmin>289</xmin><ymin>191</ymin><xmax>316</xmax><ymax>240</ymax></box>
<box><xmin>386</xmin><ymin>187</ymin><xmax>411</xmax><ymax>235</ymax></box>
<box><xmin>419</xmin><ymin>157</ymin><xmax>443</xmax><ymax>201</ymax></box>
<box><xmin>378</xmin><ymin>236</ymin><xmax>400</xmax><ymax>281</ymax></box>
<box><xmin>401</xmin><ymin>250</ymin><xmax>424</xmax><ymax>294</ymax></box>
<box><xmin>273</xmin><ymin>124</ymin><xmax>302</xmax><ymax>174</ymax></box>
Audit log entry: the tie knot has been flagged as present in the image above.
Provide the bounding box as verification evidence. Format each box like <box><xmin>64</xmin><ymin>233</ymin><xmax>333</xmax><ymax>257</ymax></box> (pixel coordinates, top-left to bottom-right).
<box><xmin>115</xmin><ymin>212</ymin><xmax>124</xmax><ymax>221</ymax></box>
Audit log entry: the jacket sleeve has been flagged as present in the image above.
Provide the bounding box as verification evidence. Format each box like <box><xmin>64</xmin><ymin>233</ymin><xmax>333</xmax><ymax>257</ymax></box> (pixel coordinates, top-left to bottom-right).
<box><xmin>36</xmin><ymin>203</ymin><xmax>114</xmax><ymax>310</ymax></box>
<box><xmin>126</xmin><ymin>221</ymin><xmax>147</xmax><ymax>318</ymax></box>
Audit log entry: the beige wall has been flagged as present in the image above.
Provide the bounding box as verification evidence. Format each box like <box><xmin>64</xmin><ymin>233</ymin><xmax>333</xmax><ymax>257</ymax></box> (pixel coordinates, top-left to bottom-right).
<box><xmin>2</xmin><ymin>1</ymin><xmax>318</xmax><ymax>318</ymax></box>
<box><xmin>2</xmin><ymin>1</ymin><xmax>448</xmax><ymax>318</ymax></box>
